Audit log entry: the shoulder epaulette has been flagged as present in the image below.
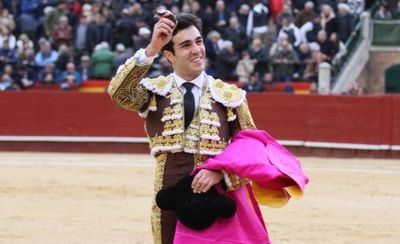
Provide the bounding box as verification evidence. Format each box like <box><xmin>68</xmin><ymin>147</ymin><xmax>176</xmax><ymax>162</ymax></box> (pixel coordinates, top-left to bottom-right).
<box><xmin>140</xmin><ymin>75</ymin><xmax>172</xmax><ymax>96</ymax></box>
<box><xmin>208</xmin><ymin>77</ymin><xmax>246</xmax><ymax>108</ymax></box>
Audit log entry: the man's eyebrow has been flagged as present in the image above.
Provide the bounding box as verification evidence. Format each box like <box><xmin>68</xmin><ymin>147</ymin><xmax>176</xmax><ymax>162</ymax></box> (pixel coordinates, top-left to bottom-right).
<box><xmin>177</xmin><ymin>40</ymin><xmax>192</xmax><ymax>47</ymax></box>
<box><xmin>177</xmin><ymin>37</ymin><xmax>203</xmax><ymax>47</ymax></box>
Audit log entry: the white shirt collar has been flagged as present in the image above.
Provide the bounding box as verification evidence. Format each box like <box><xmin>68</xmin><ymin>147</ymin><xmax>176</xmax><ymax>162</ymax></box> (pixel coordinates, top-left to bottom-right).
<box><xmin>173</xmin><ymin>71</ymin><xmax>206</xmax><ymax>89</ymax></box>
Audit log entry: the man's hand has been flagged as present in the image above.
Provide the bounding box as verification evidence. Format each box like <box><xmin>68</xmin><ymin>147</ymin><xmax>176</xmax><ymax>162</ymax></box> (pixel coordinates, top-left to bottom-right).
<box><xmin>145</xmin><ymin>10</ymin><xmax>176</xmax><ymax>57</ymax></box>
<box><xmin>191</xmin><ymin>169</ymin><xmax>223</xmax><ymax>194</ymax></box>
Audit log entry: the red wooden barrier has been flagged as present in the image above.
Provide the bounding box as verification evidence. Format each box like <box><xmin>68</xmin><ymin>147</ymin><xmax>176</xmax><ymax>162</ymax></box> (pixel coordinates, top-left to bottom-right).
<box><xmin>1</xmin><ymin>91</ymin><xmax>400</xmax><ymax>155</ymax></box>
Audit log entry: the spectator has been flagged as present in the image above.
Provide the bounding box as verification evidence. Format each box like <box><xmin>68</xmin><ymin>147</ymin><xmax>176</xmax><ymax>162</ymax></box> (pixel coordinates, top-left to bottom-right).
<box><xmin>74</xmin><ymin>14</ymin><xmax>89</xmax><ymax>59</ymax></box>
<box><xmin>100</xmin><ymin>4</ymin><xmax>116</xmax><ymax>26</ymax></box>
<box><xmin>236</xmin><ymin>51</ymin><xmax>255</xmax><ymax>84</ymax></box>
<box><xmin>300</xmin><ymin>14</ymin><xmax>322</xmax><ymax>43</ymax></box>
<box><xmin>201</xmin><ymin>5</ymin><xmax>215</xmax><ymax>36</ymax></box>
<box><xmin>45</xmin><ymin>2</ymin><xmax>68</xmax><ymax>38</ymax></box>
<box><xmin>0</xmin><ymin>8</ymin><xmax>15</xmax><ymax>33</ymax></box>
<box><xmin>248</xmin><ymin>38</ymin><xmax>270</xmax><ymax>83</ymax></box>
<box><xmin>52</xmin><ymin>15</ymin><xmax>72</xmax><ymax>48</ymax></box>
<box><xmin>86</xmin><ymin>14</ymin><xmax>113</xmax><ymax>53</ymax></box>
<box><xmin>295</xmin><ymin>43</ymin><xmax>316</xmax><ymax>81</ymax></box>
<box><xmin>34</xmin><ymin>40</ymin><xmax>59</xmax><ymax>71</ymax></box>
<box><xmin>190</xmin><ymin>1</ymin><xmax>207</xmax><ymax>27</ymax></box>
<box><xmin>17</xmin><ymin>47</ymin><xmax>36</xmax><ymax>79</ymax></box>
<box><xmin>295</xmin><ymin>1</ymin><xmax>315</xmax><ymax>28</ymax></box>
<box><xmin>237</xmin><ymin>4</ymin><xmax>250</xmax><ymax>36</ymax></box>
<box><xmin>55</xmin><ymin>44</ymin><xmax>73</xmax><ymax>73</ymax></box>
<box><xmin>133</xmin><ymin>27</ymin><xmax>151</xmax><ymax>51</ymax></box>
<box><xmin>59</xmin><ymin>62</ymin><xmax>82</xmax><ymax>90</ymax></box>
<box><xmin>330</xmin><ymin>33</ymin><xmax>347</xmax><ymax>66</ymax></box>
<box><xmin>91</xmin><ymin>42</ymin><xmax>114</xmax><ymax>79</ymax></box>
<box><xmin>337</xmin><ymin>3</ymin><xmax>356</xmax><ymax>43</ymax></box>
<box><xmin>247</xmin><ymin>1</ymin><xmax>270</xmax><ymax>46</ymax></box>
<box><xmin>215</xmin><ymin>40</ymin><xmax>239</xmax><ymax>81</ymax></box>
<box><xmin>212</xmin><ymin>0</ymin><xmax>230</xmax><ymax>32</ymax></box>
<box><xmin>393</xmin><ymin>0</ymin><xmax>400</xmax><ymax>19</ymax></box>
<box><xmin>316</xmin><ymin>30</ymin><xmax>338</xmax><ymax>64</ymax></box>
<box><xmin>0</xmin><ymin>26</ymin><xmax>16</xmax><ymax>49</ymax></box>
<box><xmin>19</xmin><ymin>0</ymin><xmax>40</xmax><ymax>17</ymax></box>
<box><xmin>114</xmin><ymin>8</ymin><xmax>136</xmax><ymax>49</ymax></box>
<box><xmin>16</xmin><ymin>34</ymin><xmax>34</xmax><ymax>55</ymax></box>
<box><xmin>321</xmin><ymin>4</ymin><xmax>340</xmax><ymax>37</ymax></box>
<box><xmin>278</xmin><ymin>16</ymin><xmax>303</xmax><ymax>48</ymax></box>
<box><xmin>12</xmin><ymin>64</ymin><xmax>34</xmax><ymax>89</ymax></box>
<box><xmin>35</xmin><ymin>6</ymin><xmax>52</xmax><ymax>40</ymax></box>
<box><xmin>38</xmin><ymin>63</ymin><xmax>57</xmax><ymax>84</ymax></box>
<box><xmin>0</xmin><ymin>39</ymin><xmax>17</xmax><ymax>70</ymax></box>
<box><xmin>292</xmin><ymin>0</ymin><xmax>308</xmax><ymax>13</ymax></box>
<box><xmin>347</xmin><ymin>0</ymin><xmax>365</xmax><ymax>16</ymax></box>
<box><xmin>0</xmin><ymin>64</ymin><xmax>18</xmax><ymax>91</ymax></box>
<box><xmin>374</xmin><ymin>3</ymin><xmax>392</xmax><ymax>20</ymax></box>
<box><xmin>271</xmin><ymin>37</ymin><xmax>299</xmax><ymax>82</ymax></box>
<box><xmin>222</xmin><ymin>16</ymin><xmax>248</xmax><ymax>54</ymax></box>
<box><xmin>81</xmin><ymin>4</ymin><xmax>92</xmax><ymax>20</ymax></box>
<box><xmin>78</xmin><ymin>55</ymin><xmax>92</xmax><ymax>82</ymax></box>
<box><xmin>96</xmin><ymin>15</ymin><xmax>113</xmax><ymax>46</ymax></box>
<box><xmin>17</xmin><ymin>11</ymin><xmax>38</xmax><ymax>41</ymax></box>
<box><xmin>114</xmin><ymin>43</ymin><xmax>131</xmax><ymax>69</ymax></box>
<box><xmin>204</xmin><ymin>30</ymin><xmax>222</xmax><ymax>75</ymax></box>
<box><xmin>148</xmin><ymin>56</ymin><xmax>173</xmax><ymax>78</ymax></box>
<box><xmin>243</xmin><ymin>72</ymin><xmax>264</xmax><ymax>92</ymax></box>
<box><xmin>129</xmin><ymin>2</ymin><xmax>152</xmax><ymax>28</ymax></box>
<box><xmin>275</xmin><ymin>3</ymin><xmax>293</xmax><ymax>34</ymax></box>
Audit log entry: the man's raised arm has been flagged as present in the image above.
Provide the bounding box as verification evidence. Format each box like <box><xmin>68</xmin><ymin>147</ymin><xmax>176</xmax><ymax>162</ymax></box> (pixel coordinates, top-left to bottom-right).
<box><xmin>107</xmin><ymin>10</ymin><xmax>176</xmax><ymax>112</ymax></box>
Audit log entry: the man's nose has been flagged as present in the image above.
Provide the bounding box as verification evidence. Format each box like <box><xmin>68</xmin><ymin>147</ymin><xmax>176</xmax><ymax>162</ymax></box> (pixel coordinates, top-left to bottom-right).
<box><xmin>191</xmin><ymin>44</ymin><xmax>201</xmax><ymax>54</ymax></box>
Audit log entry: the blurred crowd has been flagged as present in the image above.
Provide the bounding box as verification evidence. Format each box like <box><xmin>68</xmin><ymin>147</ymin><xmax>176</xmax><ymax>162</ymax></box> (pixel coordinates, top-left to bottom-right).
<box><xmin>0</xmin><ymin>0</ymin><xmax>389</xmax><ymax>92</ymax></box>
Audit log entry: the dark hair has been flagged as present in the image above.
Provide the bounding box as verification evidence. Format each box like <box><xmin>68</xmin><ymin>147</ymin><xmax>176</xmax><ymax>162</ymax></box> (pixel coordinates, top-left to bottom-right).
<box><xmin>161</xmin><ymin>13</ymin><xmax>202</xmax><ymax>54</ymax></box>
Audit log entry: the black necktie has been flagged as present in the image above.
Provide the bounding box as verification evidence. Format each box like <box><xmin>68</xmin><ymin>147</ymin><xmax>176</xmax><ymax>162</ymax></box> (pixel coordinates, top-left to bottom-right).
<box><xmin>183</xmin><ymin>82</ymin><xmax>195</xmax><ymax>129</ymax></box>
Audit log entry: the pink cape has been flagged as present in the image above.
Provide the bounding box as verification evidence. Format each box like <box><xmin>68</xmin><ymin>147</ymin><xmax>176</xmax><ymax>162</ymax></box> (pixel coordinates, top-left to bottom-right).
<box><xmin>173</xmin><ymin>130</ymin><xmax>309</xmax><ymax>244</ymax></box>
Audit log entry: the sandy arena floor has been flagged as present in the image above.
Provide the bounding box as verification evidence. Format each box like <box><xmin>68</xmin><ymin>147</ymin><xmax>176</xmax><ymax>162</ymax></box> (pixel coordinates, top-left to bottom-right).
<box><xmin>0</xmin><ymin>152</ymin><xmax>399</xmax><ymax>244</ymax></box>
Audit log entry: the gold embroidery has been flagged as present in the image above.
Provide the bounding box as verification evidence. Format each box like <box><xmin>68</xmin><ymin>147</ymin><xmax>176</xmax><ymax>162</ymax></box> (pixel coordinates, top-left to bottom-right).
<box><xmin>236</xmin><ymin>100</ymin><xmax>256</xmax><ymax>130</ymax></box>
<box><xmin>141</xmin><ymin>76</ymin><xmax>173</xmax><ymax>96</ymax></box>
<box><xmin>151</xmin><ymin>153</ymin><xmax>167</xmax><ymax>244</ymax></box>
<box><xmin>200</xmin><ymin>124</ymin><xmax>219</xmax><ymax>135</ymax></box>
<box><xmin>210</xmin><ymin>79</ymin><xmax>245</xmax><ymax>107</ymax></box>
<box><xmin>168</xmin><ymin>85</ymin><xmax>183</xmax><ymax>103</ymax></box>
<box><xmin>199</xmin><ymin>110</ymin><xmax>220</xmax><ymax>123</ymax></box>
<box><xmin>162</xmin><ymin>104</ymin><xmax>183</xmax><ymax>117</ymax></box>
<box><xmin>183</xmin><ymin>117</ymin><xmax>200</xmax><ymax>153</ymax></box>
<box><xmin>199</xmin><ymin>92</ymin><xmax>212</xmax><ymax>109</ymax></box>
<box><xmin>108</xmin><ymin>60</ymin><xmax>151</xmax><ymax>111</ymax></box>
<box><xmin>150</xmin><ymin>134</ymin><xmax>184</xmax><ymax>153</ymax></box>
<box><xmin>198</xmin><ymin>139</ymin><xmax>227</xmax><ymax>155</ymax></box>
<box><xmin>225</xmin><ymin>174</ymin><xmax>250</xmax><ymax>191</ymax></box>
<box><xmin>194</xmin><ymin>154</ymin><xmax>209</xmax><ymax>166</ymax></box>
<box><xmin>164</xmin><ymin>120</ymin><xmax>184</xmax><ymax>131</ymax></box>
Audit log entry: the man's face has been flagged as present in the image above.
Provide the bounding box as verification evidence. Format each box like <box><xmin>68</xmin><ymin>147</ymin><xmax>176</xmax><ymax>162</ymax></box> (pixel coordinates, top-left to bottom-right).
<box><xmin>164</xmin><ymin>25</ymin><xmax>206</xmax><ymax>80</ymax></box>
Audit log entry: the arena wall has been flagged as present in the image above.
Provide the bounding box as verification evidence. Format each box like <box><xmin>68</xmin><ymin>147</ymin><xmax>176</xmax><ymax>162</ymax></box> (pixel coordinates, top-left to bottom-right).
<box><xmin>1</xmin><ymin>91</ymin><xmax>399</xmax><ymax>158</ymax></box>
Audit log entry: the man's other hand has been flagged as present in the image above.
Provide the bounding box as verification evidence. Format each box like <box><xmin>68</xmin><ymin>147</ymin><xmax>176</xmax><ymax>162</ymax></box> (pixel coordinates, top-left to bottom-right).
<box><xmin>191</xmin><ymin>169</ymin><xmax>223</xmax><ymax>194</ymax></box>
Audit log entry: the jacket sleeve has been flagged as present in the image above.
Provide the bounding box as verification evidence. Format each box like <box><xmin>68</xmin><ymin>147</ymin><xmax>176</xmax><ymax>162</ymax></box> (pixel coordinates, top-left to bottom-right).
<box><xmin>107</xmin><ymin>58</ymin><xmax>151</xmax><ymax>112</ymax></box>
<box><xmin>235</xmin><ymin>99</ymin><xmax>257</xmax><ymax>130</ymax></box>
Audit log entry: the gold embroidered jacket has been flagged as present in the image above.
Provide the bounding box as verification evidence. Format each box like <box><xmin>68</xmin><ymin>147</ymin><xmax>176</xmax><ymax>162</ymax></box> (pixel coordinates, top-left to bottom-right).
<box><xmin>108</xmin><ymin>58</ymin><xmax>256</xmax><ymax>157</ymax></box>
<box><xmin>108</xmin><ymin>57</ymin><xmax>257</xmax><ymax>244</ymax></box>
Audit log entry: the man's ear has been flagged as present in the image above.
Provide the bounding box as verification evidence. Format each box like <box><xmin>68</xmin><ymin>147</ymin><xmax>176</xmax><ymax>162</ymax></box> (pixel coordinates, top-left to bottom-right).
<box><xmin>162</xmin><ymin>50</ymin><xmax>173</xmax><ymax>64</ymax></box>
